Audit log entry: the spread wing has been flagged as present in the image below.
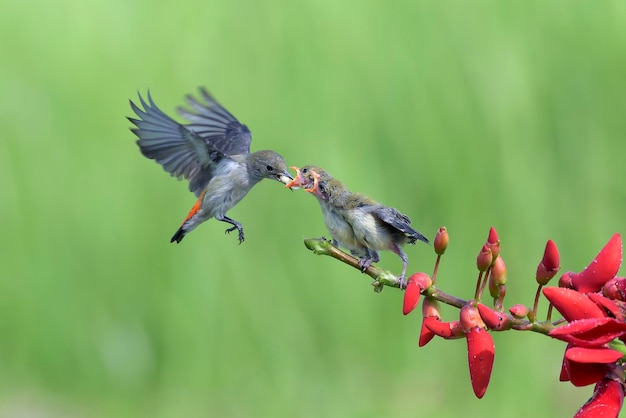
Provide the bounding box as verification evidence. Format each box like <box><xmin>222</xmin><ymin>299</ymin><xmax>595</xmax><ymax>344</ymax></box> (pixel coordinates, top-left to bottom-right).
<box><xmin>128</xmin><ymin>91</ymin><xmax>224</xmax><ymax>197</ymax></box>
<box><xmin>369</xmin><ymin>205</ymin><xmax>429</xmax><ymax>244</ymax></box>
<box><xmin>177</xmin><ymin>87</ymin><xmax>252</xmax><ymax>156</ymax></box>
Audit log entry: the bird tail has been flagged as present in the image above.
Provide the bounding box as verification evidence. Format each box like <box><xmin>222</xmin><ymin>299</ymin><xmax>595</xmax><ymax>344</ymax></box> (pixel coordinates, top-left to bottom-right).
<box><xmin>408</xmin><ymin>229</ymin><xmax>430</xmax><ymax>245</ymax></box>
<box><xmin>171</xmin><ymin>226</ymin><xmax>186</xmax><ymax>243</ymax></box>
<box><xmin>170</xmin><ymin>190</ymin><xmax>207</xmax><ymax>243</ymax></box>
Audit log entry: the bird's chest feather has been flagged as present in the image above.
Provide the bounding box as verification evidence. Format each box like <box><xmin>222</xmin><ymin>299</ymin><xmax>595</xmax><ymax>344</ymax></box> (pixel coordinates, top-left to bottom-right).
<box><xmin>349</xmin><ymin>210</ymin><xmax>393</xmax><ymax>250</ymax></box>
<box><xmin>201</xmin><ymin>160</ymin><xmax>252</xmax><ymax>216</ymax></box>
<box><xmin>319</xmin><ymin>203</ymin><xmax>360</xmax><ymax>249</ymax></box>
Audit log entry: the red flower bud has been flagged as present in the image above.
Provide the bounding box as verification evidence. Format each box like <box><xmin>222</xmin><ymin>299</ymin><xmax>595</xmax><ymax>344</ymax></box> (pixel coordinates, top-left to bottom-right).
<box><xmin>465</xmin><ymin>327</ymin><xmax>495</xmax><ymax>399</ymax></box>
<box><xmin>559</xmin><ymin>272</ymin><xmax>574</xmax><ymax>289</ymax></box>
<box><xmin>543</xmin><ymin>287</ymin><xmax>605</xmax><ymax>322</ymax></box>
<box><xmin>491</xmin><ymin>256</ymin><xmax>507</xmax><ymax>285</ymax></box>
<box><xmin>423</xmin><ymin>317</ymin><xmax>464</xmax><ymax>340</ymax></box>
<box><xmin>403</xmin><ymin>273</ymin><xmax>432</xmax><ymax>315</ymax></box>
<box><xmin>422</xmin><ymin>297</ymin><xmax>441</xmax><ymax>318</ymax></box>
<box><xmin>460</xmin><ymin>304</ymin><xmax>487</xmax><ymax>332</ymax></box>
<box><xmin>489</xmin><ymin>256</ymin><xmax>507</xmax><ymax>299</ymax></box>
<box><xmin>476</xmin><ymin>245</ymin><xmax>493</xmax><ymax>272</ymax></box>
<box><xmin>570</xmin><ymin>233</ymin><xmax>623</xmax><ymax>293</ymax></box>
<box><xmin>486</xmin><ymin>226</ymin><xmax>500</xmax><ymax>261</ymax></box>
<box><xmin>543</xmin><ymin>239</ymin><xmax>560</xmax><ymax>270</ymax></box>
<box><xmin>459</xmin><ymin>304</ymin><xmax>496</xmax><ymax>398</ymax></box>
<box><xmin>536</xmin><ymin>239</ymin><xmax>561</xmax><ymax>285</ymax></box>
<box><xmin>575</xmin><ymin>378</ymin><xmax>624</xmax><ymax>417</ymax></box>
<box><xmin>419</xmin><ymin>298</ymin><xmax>441</xmax><ymax>347</ymax></box>
<box><xmin>434</xmin><ymin>227</ymin><xmax>449</xmax><ymax>255</ymax></box>
<box><xmin>477</xmin><ymin>303</ymin><xmax>512</xmax><ymax>331</ymax></box>
<box><xmin>403</xmin><ymin>277</ymin><xmax>421</xmax><ymax>316</ymax></box>
<box><xmin>602</xmin><ymin>277</ymin><xmax>626</xmax><ymax>301</ymax></box>
<box><xmin>509</xmin><ymin>304</ymin><xmax>530</xmax><ymax>319</ymax></box>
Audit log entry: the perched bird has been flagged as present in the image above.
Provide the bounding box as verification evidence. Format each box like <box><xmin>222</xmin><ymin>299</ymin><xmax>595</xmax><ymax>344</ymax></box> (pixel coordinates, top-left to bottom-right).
<box><xmin>128</xmin><ymin>88</ymin><xmax>292</xmax><ymax>243</ymax></box>
<box><xmin>286</xmin><ymin>165</ymin><xmax>428</xmax><ymax>285</ymax></box>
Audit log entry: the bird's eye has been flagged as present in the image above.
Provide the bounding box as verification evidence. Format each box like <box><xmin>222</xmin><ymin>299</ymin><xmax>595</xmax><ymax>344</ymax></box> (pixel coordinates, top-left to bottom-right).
<box><xmin>266</xmin><ymin>165</ymin><xmax>274</xmax><ymax>171</ymax></box>
<box><xmin>302</xmin><ymin>168</ymin><xmax>308</xmax><ymax>174</ymax></box>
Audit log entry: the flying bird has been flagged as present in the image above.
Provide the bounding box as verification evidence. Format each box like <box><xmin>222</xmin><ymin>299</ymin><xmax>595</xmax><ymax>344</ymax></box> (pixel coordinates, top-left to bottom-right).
<box><xmin>128</xmin><ymin>88</ymin><xmax>292</xmax><ymax>243</ymax></box>
<box><xmin>286</xmin><ymin>165</ymin><xmax>428</xmax><ymax>286</ymax></box>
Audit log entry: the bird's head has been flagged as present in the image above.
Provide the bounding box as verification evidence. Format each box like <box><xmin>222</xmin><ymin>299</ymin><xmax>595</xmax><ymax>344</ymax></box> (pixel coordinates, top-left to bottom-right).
<box><xmin>248</xmin><ymin>150</ymin><xmax>293</xmax><ymax>184</ymax></box>
<box><xmin>285</xmin><ymin>165</ymin><xmax>331</xmax><ymax>198</ymax></box>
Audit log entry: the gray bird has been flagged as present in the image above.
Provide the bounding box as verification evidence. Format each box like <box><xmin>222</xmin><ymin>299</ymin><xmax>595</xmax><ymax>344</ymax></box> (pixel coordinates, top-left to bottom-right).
<box><xmin>286</xmin><ymin>165</ymin><xmax>428</xmax><ymax>286</ymax></box>
<box><xmin>128</xmin><ymin>88</ymin><xmax>292</xmax><ymax>243</ymax></box>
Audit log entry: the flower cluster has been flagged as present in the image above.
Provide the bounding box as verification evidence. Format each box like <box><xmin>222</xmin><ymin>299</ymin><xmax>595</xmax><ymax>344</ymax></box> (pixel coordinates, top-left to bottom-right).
<box><xmin>544</xmin><ymin>233</ymin><xmax>625</xmax><ymax>416</ymax></box>
<box><xmin>402</xmin><ymin>228</ymin><xmax>626</xmax><ymax>416</ymax></box>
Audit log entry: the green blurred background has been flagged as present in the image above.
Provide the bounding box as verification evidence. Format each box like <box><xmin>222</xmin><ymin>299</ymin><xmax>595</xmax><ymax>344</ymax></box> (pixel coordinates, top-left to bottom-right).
<box><xmin>2</xmin><ymin>0</ymin><xmax>625</xmax><ymax>416</ymax></box>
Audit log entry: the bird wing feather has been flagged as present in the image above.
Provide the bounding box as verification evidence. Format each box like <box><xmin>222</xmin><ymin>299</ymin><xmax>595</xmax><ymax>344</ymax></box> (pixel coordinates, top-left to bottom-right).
<box><xmin>177</xmin><ymin>87</ymin><xmax>252</xmax><ymax>156</ymax></box>
<box><xmin>368</xmin><ymin>205</ymin><xmax>429</xmax><ymax>244</ymax></box>
<box><xmin>128</xmin><ymin>91</ymin><xmax>224</xmax><ymax>197</ymax></box>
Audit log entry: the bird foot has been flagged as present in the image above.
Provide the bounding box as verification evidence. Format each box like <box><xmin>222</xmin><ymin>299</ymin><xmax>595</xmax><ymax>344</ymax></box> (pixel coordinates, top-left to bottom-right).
<box><xmin>397</xmin><ymin>275</ymin><xmax>406</xmax><ymax>290</ymax></box>
<box><xmin>225</xmin><ymin>225</ymin><xmax>245</xmax><ymax>244</ymax></box>
<box><xmin>358</xmin><ymin>258</ymin><xmax>373</xmax><ymax>273</ymax></box>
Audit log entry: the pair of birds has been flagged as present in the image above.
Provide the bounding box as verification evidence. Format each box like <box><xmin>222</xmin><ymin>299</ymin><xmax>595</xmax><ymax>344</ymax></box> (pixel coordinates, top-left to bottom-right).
<box><xmin>128</xmin><ymin>88</ymin><xmax>428</xmax><ymax>284</ymax></box>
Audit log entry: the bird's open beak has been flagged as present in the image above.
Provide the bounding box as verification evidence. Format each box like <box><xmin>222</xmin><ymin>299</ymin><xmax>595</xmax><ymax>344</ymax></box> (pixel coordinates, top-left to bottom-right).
<box><xmin>304</xmin><ymin>170</ymin><xmax>321</xmax><ymax>194</ymax></box>
<box><xmin>277</xmin><ymin>172</ymin><xmax>293</xmax><ymax>185</ymax></box>
<box><xmin>284</xmin><ymin>166</ymin><xmax>302</xmax><ymax>189</ymax></box>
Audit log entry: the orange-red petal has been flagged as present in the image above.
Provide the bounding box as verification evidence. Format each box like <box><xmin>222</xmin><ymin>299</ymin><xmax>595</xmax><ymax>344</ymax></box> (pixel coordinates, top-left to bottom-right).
<box><xmin>574</xmin><ymin>378</ymin><xmax>624</xmax><ymax>417</ymax></box>
<box><xmin>571</xmin><ymin>233</ymin><xmax>622</xmax><ymax>293</ymax></box>
<box><xmin>466</xmin><ymin>327</ymin><xmax>495</xmax><ymax>399</ymax></box>
<box><xmin>542</xmin><ymin>287</ymin><xmax>605</xmax><ymax>321</ymax></box>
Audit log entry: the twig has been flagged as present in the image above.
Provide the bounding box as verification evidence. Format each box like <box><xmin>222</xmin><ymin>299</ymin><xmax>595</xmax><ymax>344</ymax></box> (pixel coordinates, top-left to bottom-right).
<box><xmin>302</xmin><ymin>237</ymin><xmax>560</xmax><ymax>335</ymax></box>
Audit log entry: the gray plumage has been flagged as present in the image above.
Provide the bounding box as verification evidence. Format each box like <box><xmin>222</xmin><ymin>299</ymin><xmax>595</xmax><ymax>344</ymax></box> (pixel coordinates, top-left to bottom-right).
<box><xmin>128</xmin><ymin>88</ymin><xmax>292</xmax><ymax>243</ymax></box>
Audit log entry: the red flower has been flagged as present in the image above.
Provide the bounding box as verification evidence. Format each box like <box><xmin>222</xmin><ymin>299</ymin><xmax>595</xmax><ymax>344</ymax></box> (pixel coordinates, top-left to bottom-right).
<box><xmin>575</xmin><ymin>378</ymin><xmax>624</xmax><ymax>417</ymax></box>
<box><xmin>477</xmin><ymin>245</ymin><xmax>492</xmax><ymax>272</ymax></box>
<box><xmin>536</xmin><ymin>239</ymin><xmax>560</xmax><ymax>285</ymax></box>
<box><xmin>423</xmin><ymin>317</ymin><xmax>464</xmax><ymax>340</ymax></box>
<box><xmin>402</xmin><ymin>273</ymin><xmax>432</xmax><ymax>315</ymax></box>
<box><xmin>488</xmin><ymin>256</ymin><xmax>507</xmax><ymax>300</ymax></box>
<box><xmin>587</xmin><ymin>293</ymin><xmax>623</xmax><ymax>320</ymax></box>
<box><xmin>602</xmin><ymin>276</ymin><xmax>626</xmax><ymax>302</ymax></box>
<box><xmin>486</xmin><ymin>226</ymin><xmax>500</xmax><ymax>261</ymax></box>
<box><xmin>477</xmin><ymin>303</ymin><xmax>511</xmax><ymax>331</ymax></box>
<box><xmin>543</xmin><ymin>287</ymin><xmax>605</xmax><ymax>322</ymax></box>
<box><xmin>419</xmin><ymin>298</ymin><xmax>441</xmax><ymax>347</ymax></box>
<box><xmin>464</xmin><ymin>327</ymin><xmax>495</xmax><ymax>399</ymax></box>
<box><xmin>550</xmin><ymin>317</ymin><xmax>626</xmax><ymax>348</ymax></box>
<box><xmin>509</xmin><ymin>304</ymin><xmax>530</xmax><ymax>319</ymax></box>
<box><xmin>569</xmin><ymin>233</ymin><xmax>622</xmax><ymax>293</ymax></box>
<box><xmin>434</xmin><ymin>227</ymin><xmax>449</xmax><ymax>255</ymax></box>
<box><xmin>561</xmin><ymin>346</ymin><xmax>622</xmax><ymax>387</ymax></box>
<box><xmin>460</xmin><ymin>304</ymin><xmax>495</xmax><ymax>399</ymax></box>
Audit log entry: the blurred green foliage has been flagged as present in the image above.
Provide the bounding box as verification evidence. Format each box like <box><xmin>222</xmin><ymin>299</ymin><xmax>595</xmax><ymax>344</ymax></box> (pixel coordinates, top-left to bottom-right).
<box><xmin>2</xmin><ymin>0</ymin><xmax>626</xmax><ymax>416</ymax></box>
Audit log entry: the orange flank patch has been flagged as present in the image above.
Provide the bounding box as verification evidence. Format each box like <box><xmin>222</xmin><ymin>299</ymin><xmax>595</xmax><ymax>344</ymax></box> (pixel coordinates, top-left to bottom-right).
<box><xmin>181</xmin><ymin>189</ymin><xmax>207</xmax><ymax>224</ymax></box>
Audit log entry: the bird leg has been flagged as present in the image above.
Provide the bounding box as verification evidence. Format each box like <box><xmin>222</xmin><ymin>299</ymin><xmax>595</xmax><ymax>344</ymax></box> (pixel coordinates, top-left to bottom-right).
<box><xmin>391</xmin><ymin>244</ymin><xmax>409</xmax><ymax>289</ymax></box>
<box><xmin>357</xmin><ymin>250</ymin><xmax>380</xmax><ymax>273</ymax></box>
<box><xmin>217</xmin><ymin>215</ymin><xmax>245</xmax><ymax>244</ymax></box>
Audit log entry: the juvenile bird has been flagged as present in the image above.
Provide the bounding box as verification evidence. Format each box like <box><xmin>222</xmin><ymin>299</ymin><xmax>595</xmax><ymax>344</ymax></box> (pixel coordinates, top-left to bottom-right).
<box><xmin>128</xmin><ymin>88</ymin><xmax>292</xmax><ymax>243</ymax></box>
<box><xmin>286</xmin><ymin>165</ymin><xmax>428</xmax><ymax>286</ymax></box>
